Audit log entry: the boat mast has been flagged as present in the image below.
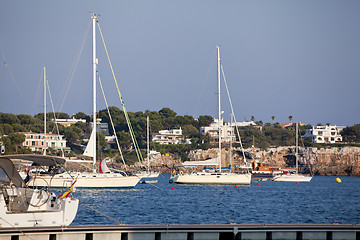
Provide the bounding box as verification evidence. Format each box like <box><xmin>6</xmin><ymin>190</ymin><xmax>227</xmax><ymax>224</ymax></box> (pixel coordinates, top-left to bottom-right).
<box><xmin>217</xmin><ymin>46</ymin><xmax>222</xmax><ymax>172</ymax></box>
<box><xmin>295</xmin><ymin>121</ymin><xmax>298</xmax><ymax>174</ymax></box>
<box><xmin>147</xmin><ymin>115</ymin><xmax>150</xmax><ymax>172</ymax></box>
<box><xmin>92</xmin><ymin>14</ymin><xmax>98</xmax><ymax>173</ymax></box>
<box><xmin>43</xmin><ymin>66</ymin><xmax>47</xmax><ymax>156</ymax></box>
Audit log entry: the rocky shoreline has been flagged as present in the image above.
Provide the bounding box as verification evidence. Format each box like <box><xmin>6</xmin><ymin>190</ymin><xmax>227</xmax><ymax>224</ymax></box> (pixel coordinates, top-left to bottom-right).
<box><xmin>67</xmin><ymin>147</ymin><xmax>360</xmax><ymax>177</ymax></box>
<box><xmin>141</xmin><ymin>146</ymin><xmax>360</xmax><ymax>176</ymax></box>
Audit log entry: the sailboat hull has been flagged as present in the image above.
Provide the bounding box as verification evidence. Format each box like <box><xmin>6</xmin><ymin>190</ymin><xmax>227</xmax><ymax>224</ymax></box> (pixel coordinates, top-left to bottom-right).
<box><xmin>26</xmin><ymin>173</ymin><xmax>140</xmax><ymax>188</ymax></box>
<box><xmin>174</xmin><ymin>172</ymin><xmax>251</xmax><ymax>185</ymax></box>
<box><xmin>272</xmin><ymin>174</ymin><xmax>312</xmax><ymax>182</ymax></box>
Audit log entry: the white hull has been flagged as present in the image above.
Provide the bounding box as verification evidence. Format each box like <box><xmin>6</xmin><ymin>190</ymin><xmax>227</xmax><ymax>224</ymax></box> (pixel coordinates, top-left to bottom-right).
<box><xmin>272</xmin><ymin>174</ymin><xmax>312</xmax><ymax>182</ymax></box>
<box><xmin>137</xmin><ymin>171</ymin><xmax>160</xmax><ymax>179</ymax></box>
<box><xmin>173</xmin><ymin>172</ymin><xmax>251</xmax><ymax>185</ymax></box>
<box><xmin>28</xmin><ymin>172</ymin><xmax>140</xmax><ymax>188</ymax></box>
<box><xmin>0</xmin><ymin>188</ymin><xmax>79</xmax><ymax>227</ymax></box>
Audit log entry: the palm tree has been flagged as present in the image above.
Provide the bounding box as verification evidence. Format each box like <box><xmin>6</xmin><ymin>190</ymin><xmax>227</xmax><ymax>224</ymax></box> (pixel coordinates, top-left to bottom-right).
<box><xmin>271</xmin><ymin>116</ymin><xmax>275</xmax><ymax>124</ymax></box>
<box><xmin>251</xmin><ymin>116</ymin><xmax>255</xmax><ymax>122</ymax></box>
<box><xmin>288</xmin><ymin>115</ymin><xmax>293</xmax><ymax>123</ymax></box>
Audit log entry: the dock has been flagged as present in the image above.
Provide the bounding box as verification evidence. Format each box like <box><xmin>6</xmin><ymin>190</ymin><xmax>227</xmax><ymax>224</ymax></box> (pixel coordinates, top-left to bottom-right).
<box><xmin>0</xmin><ymin>224</ymin><xmax>359</xmax><ymax>240</ymax></box>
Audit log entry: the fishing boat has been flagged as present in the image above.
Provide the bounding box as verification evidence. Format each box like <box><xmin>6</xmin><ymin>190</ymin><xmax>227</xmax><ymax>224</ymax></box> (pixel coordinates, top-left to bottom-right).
<box><xmin>25</xmin><ymin>15</ymin><xmax>140</xmax><ymax>188</ymax></box>
<box><xmin>0</xmin><ymin>155</ymin><xmax>78</xmax><ymax>227</ymax></box>
<box><xmin>172</xmin><ymin>46</ymin><xmax>251</xmax><ymax>185</ymax></box>
<box><xmin>272</xmin><ymin>122</ymin><xmax>312</xmax><ymax>182</ymax></box>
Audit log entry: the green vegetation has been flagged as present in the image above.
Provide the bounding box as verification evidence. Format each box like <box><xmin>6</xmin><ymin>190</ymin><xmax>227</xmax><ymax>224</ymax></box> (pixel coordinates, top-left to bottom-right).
<box><xmin>1</xmin><ymin>111</ymin><xmax>359</xmax><ymax>164</ymax></box>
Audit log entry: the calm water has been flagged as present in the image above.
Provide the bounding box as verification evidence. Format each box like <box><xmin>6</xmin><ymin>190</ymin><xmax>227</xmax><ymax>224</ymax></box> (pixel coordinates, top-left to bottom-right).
<box><xmin>70</xmin><ymin>174</ymin><xmax>360</xmax><ymax>225</ymax></box>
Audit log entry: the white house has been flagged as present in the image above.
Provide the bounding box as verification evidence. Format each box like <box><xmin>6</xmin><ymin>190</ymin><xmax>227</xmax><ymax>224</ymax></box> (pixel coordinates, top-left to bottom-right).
<box><xmin>200</xmin><ymin>119</ymin><xmax>235</xmax><ymax>143</ymax></box>
<box><xmin>152</xmin><ymin>128</ymin><xmax>190</xmax><ymax>145</ymax></box>
<box><xmin>302</xmin><ymin>125</ymin><xmax>345</xmax><ymax>144</ymax></box>
<box><xmin>50</xmin><ymin>118</ymin><xmax>86</xmax><ymax>127</ymax></box>
<box><xmin>22</xmin><ymin>132</ymin><xmax>69</xmax><ymax>152</ymax></box>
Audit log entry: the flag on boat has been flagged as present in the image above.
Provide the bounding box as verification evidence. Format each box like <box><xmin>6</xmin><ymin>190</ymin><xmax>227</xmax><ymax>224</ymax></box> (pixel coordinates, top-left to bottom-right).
<box><xmin>171</xmin><ymin>168</ymin><xmax>176</xmax><ymax>176</ymax></box>
<box><xmin>59</xmin><ymin>176</ymin><xmax>78</xmax><ymax>198</ymax></box>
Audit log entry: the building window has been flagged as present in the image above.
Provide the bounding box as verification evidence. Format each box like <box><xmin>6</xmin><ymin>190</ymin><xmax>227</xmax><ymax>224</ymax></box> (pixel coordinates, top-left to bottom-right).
<box><xmin>31</xmin><ymin>141</ymin><xmax>36</xmax><ymax>146</ymax></box>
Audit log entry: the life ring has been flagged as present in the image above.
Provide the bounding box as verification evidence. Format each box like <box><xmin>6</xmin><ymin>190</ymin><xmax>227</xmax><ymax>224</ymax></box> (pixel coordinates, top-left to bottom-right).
<box><xmin>179</xmin><ymin>171</ymin><xmax>183</xmax><ymax>175</ymax></box>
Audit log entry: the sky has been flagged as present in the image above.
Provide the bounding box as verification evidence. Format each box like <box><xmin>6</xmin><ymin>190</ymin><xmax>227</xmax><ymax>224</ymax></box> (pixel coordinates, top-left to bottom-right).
<box><xmin>1</xmin><ymin>1</ymin><xmax>359</xmax><ymax>126</ymax></box>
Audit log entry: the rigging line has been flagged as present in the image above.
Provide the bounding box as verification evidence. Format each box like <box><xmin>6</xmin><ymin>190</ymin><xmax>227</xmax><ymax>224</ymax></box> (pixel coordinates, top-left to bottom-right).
<box><xmin>0</xmin><ymin>217</ymin><xmax>35</xmax><ymax>240</ymax></box>
<box><xmin>57</xmin><ymin>19</ymin><xmax>91</xmax><ymax>114</ymax></box>
<box><xmin>1</xmin><ymin>40</ymin><xmax>33</xmax><ymax>114</ymax></box>
<box><xmin>79</xmin><ymin>201</ymin><xmax>124</xmax><ymax>225</ymax></box>
<box><xmin>0</xmin><ymin>53</ymin><xmax>31</xmax><ymax>111</ymax></box>
<box><xmin>220</xmin><ymin>64</ymin><xmax>247</xmax><ymax>164</ymax></box>
<box><xmin>96</xmin><ymin>20</ymin><xmax>144</xmax><ymax>165</ymax></box>
<box><xmin>46</xmin><ymin>79</ymin><xmax>65</xmax><ymax>157</ymax></box>
<box><xmin>97</xmin><ymin>71</ymin><xmax>127</xmax><ymax>168</ymax></box>
<box><xmin>192</xmin><ymin>48</ymin><xmax>217</xmax><ymax>117</ymax></box>
<box><xmin>32</xmin><ymin>69</ymin><xmax>44</xmax><ymax>116</ymax></box>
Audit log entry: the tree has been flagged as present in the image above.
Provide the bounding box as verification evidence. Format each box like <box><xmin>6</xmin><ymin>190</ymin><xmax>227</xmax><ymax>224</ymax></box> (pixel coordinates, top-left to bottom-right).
<box><xmin>342</xmin><ymin>124</ymin><xmax>360</xmax><ymax>143</ymax></box>
<box><xmin>64</xmin><ymin>125</ymin><xmax>82</xmax><ymax>144</ymax></box>
<box><xmin>271</xmin><ymin>116</ymin><xmax>275</xmax><ymax>124</ymax></box>
<box><xmin>17</xmin><ymin>114</ymin><xmax>39</xmax><ymax>125</ymax></box>
<box><xmin>72</xmin><ymin>112</ymin><xmax>88</xmax><ymax>120</ymax></box>
<box><xmin>158</xmin><ymin>107</ymin><xmax>177</xmax><ymax>118</ymax></box>
<box><xmin>0</xmin><ymin>113</ymin><xmax>20</xmax><ymax>125</ymax></box>
<box><xmin>182</xmin><ymin>125</ymin><xmax>199</xmax><ymax>138</ymax></box>
<box><xmin>198</xmin><ymin>115</ymin><xmax>214</xmax><ymax>127</ymax></box>
<box><xmin>288</xmin><ymin>115</ymin><xmax>293</xmax><ymax>122</ymax></box>
<box><xmin>8</xmin><ymin>133</ymin><xmax>25</xmax><ymax>153</ymax></box>
<box><xmin>251</xmin><ymin>116</ymin><xmax>255</xmax><ymax>122</ymax></box>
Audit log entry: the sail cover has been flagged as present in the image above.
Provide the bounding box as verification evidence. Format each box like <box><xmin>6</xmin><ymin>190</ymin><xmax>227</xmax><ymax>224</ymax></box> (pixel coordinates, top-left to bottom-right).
<box><xmin>99</xmin><ymin>158</ymin><xmax>111</xmax><ymax>173</ymax></box>
<box><xmin>182</xmin><ymin>158</ymin><xmax>219</xmax><ymax>166</ymax></box>
<box><xmin>83</xmin><ymin>129</ymin><xmax>95</xmax><ymax>157</ymax></box>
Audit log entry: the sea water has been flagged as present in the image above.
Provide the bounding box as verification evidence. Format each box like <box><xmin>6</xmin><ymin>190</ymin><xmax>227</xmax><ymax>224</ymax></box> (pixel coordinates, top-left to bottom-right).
<box><xmin>71</xmin><ymin>174</ymin><xmax>360</xmax><ymax>225</ymax></box>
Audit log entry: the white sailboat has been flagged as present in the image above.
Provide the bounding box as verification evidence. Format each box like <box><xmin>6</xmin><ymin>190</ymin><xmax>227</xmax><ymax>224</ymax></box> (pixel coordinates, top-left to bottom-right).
<box><xmin>138</xmin><ymin>116</ymin><xmax>160</xmax><ymax>184</ymax></box>
<box><xmin>172</xmin><ymin>46</ymin><xmax>251</xmax><ymax>185</ymax></box>
<box><xmin>27</xmin><ymin>15</ymin><xmax>140</xmax><ymax>188</ymax></box>
<box><xmin>1</xmin><ymin>155</ymin><xmax>78</xmax><ymax>227</ymax></box>
<box><xmin>272</xmin><ymin>122</ymin><xmax>313</xmax><ymax>182</ymax></box>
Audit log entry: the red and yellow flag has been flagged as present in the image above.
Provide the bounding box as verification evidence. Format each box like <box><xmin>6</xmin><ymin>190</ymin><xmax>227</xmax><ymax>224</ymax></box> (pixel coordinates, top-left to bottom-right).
<box><xmin>59</xmin><ymin>176</ymin><xmax>78</xmax><ymax>198</ymax></box>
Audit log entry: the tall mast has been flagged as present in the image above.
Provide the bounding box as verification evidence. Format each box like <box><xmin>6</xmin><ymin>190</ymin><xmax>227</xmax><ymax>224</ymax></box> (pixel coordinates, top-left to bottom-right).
<box><xmin>92</xmin><ymin>14</ymin><xmax>98</xmax><ymax>173</ymax></box>
<box><xmin>43</xmin><ymin>66</ymin><xmax>47</xmax><ymax>155</ymax></box>
<box><xmin>295</xmin><ymin>121</ymin><xmax>298</xmax><ymax>174</ymax></box>
<box><xmin>147</xmin><ymin>116</ymin><xmax>150</xmax><ymax>172</ymax></box>
<box><xmin>217</xmin><ymin>46</ymin><xmax>221</xmax><ymax>172</ymax></box>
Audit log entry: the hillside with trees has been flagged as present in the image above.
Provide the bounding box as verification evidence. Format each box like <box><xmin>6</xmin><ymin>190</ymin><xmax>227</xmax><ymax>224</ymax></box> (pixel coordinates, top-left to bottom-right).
<box><xmin>1</xmin><ymin>109</ymin><xmax>359</xmax><ymax>165</ymax></box>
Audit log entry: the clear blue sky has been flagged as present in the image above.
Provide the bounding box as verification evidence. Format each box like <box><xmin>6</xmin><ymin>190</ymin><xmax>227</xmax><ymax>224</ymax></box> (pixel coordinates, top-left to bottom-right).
<box><xmin>1</xmin><ymin>1</ymin><xmax>359</xmax><ymax>126</ymax></box>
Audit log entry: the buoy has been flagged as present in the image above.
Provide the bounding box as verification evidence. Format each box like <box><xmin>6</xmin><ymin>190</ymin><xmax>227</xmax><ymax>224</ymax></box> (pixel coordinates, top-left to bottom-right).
<box><xmin>171</xmin><ymin>187</ymin><xmax>175</xmax><ymax>190</ymax></box>
<box><xmin>235</xmin><ymin>185</ymin><xmax>238</xmax><ymax>188</ymax></box>
<box><xmin>296</xmin><ymin>182</ymin><xmax>299</xmax><ymax>184</ymax></box>
<box><xmin>336</xmin><ymin>177</ymin><xmax>342</xmax><ymax>183</ymax></box>
<box><xmin>257</xmin><ymin>183</ymin><xmax>260</xmax><ymax>186</ymax></box>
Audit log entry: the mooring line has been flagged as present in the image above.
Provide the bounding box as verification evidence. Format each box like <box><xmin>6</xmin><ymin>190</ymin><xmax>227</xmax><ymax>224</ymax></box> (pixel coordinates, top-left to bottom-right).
<box><xmin>79</xmin><ymin>201</ymin><xmax>124</xmax><ymax>225</ymax></box>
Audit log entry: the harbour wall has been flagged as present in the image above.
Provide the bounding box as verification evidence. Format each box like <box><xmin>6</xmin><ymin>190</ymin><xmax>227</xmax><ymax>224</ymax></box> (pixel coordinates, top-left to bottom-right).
<box><xmin>0</xmin><ymin>224</ymin><xmax>359</xmax><ymax>240</ymax></box>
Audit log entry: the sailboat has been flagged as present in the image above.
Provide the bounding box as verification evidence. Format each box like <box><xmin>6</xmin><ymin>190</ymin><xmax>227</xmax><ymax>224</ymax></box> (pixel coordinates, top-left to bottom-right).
<box><xmin>272</xmin><ymin>122</ymin><xmax>313</xmax><ymax>182</ymax></box>
<box><xmin>1</xmin><ymin>154</ymin><xmax>78</xmax><ymax>227</ymax></box>
<box><xmin>172</xmin><ymin>46</ymin><xmax>251</xmax><ymax>185</ymax></box>
<box><xmin>138</xmin><ymin>116</ymin><xmax>160</xmax><ymax>184</ymax></box>
<box><xmin>26</xmin><ymin>15</ymin><xmax>140</xmax><ymax>188</ymax></box>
